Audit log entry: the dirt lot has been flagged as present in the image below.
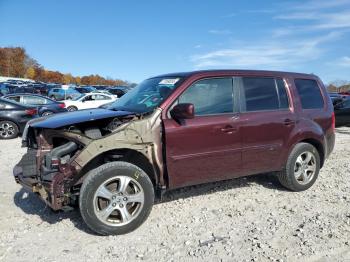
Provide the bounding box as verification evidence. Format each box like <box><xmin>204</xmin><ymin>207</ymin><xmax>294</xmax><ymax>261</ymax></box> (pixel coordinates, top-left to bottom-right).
<box><xmin>0</xmin><ymin>128</ymin><xmax>349</xmax><ymax>262</ymax></box>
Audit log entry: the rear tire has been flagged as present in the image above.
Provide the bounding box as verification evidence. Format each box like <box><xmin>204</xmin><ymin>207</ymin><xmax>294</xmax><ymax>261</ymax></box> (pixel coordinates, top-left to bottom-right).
<box><xmin>277</xmin><ymin>143</ymin><xmax>320</xmax><ymax>191</ymax></box>
<box><xmin>0</xmin><ymin>120</ymin><xmax>19</xmax><ymax>139</ymax></box>
<box><xmin>67</xmin><ymin>106</ymin><xmax>78</xmax><ymax>111</ymax></box>
<box><xmin>79</xmin><ymin>161</ymin><xmax>154</xmax><ymax>235</ymax></box>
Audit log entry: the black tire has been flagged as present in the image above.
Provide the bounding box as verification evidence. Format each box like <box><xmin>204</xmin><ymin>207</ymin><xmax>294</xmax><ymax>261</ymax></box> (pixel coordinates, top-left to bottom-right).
<box><xmin>79</xmin><ymin>161</ymin><xmax>154</xmax><ymax>235</ymax></box>
<box><xmin>277</xmin><ymin>143</ymin><xmax>320</xmax><ymax>191</ymax></box>
<box><xmin>67</xmin><ymin>106</ymin><xmax>78</xmax><ymax>111</ymax></box>
<box><xmin>0</xmin><ymin>120</ymin><xmax>19</xmax><ymax>139</ymax></box>
<box><xmin>41</xmin><ymin>111</ymin><xmax>54</xmax><ymax>117</ymax></box>
<box><xmin>84</xmin><ymin>127</ymin><xmax>102</xmax><ymax>139</ymax></box>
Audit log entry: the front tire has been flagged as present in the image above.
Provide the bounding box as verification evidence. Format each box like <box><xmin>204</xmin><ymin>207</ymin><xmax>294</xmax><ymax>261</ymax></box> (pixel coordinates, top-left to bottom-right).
<box><xmin>0</xmin><ymin>120</ymin><xmax>19</xmax><ymax>139</ymax></box>
<box><xmin>277</xmin><ymin>143</ymin><xmax>320</xmax><ymax>191</ymax></box>
<box><xmin>79</xmin><ymin>161</ymin><xmax>154</xmax><ymax>235</ymax></box>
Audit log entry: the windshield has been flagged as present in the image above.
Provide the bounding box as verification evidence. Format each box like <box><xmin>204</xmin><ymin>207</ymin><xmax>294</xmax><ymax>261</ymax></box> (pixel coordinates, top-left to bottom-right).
<box><xmin>107</xmin><ymin>77</ymin><xmax>182</xmax><ymax>113</ymax></box>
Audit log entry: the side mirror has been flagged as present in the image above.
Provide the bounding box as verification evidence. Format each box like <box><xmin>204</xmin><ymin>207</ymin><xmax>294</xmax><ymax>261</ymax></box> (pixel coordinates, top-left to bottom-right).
<box><xmin>170</xmin><ymin>103</ymin><xmax>194</xmax><ymax>121</ymax></box>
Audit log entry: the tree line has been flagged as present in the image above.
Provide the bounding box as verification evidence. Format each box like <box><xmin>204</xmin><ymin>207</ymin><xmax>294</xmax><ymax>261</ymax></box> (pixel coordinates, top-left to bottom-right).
<box><xmin>0</xmin><ymin>47</ymin><xmax>130</xmax><ymax>86</ymax></box>
<box><xmin>327</xmin><ymin>80</ymin><xmax>350</xmax><ymax>93</ymax></box>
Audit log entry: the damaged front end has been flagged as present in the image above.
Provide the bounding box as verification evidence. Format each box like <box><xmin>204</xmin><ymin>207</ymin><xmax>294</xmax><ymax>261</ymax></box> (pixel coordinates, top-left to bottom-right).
<box><xmin>13</xmin><ymin>108</ymin><xmax>164</xmax><ymax>210</ymax></box>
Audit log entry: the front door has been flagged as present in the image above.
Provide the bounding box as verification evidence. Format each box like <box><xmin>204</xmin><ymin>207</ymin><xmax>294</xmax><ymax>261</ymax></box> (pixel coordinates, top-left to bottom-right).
<box><xmin>163</xmin><ymin>77</ymin><xmax>243</xmax><ymax>188</ymax></box>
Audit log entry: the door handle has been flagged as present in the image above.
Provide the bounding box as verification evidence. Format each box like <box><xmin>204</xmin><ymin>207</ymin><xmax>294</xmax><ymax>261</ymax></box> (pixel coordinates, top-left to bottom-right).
<box><xmin>220</xmin><ymin>125</ymin><xmax>237</xmax><ymax>134</ymax></box>
<box><xmin>284</xmin><ymin>119</ymin><xmax>295</xmax><ymax>126</ymax></box>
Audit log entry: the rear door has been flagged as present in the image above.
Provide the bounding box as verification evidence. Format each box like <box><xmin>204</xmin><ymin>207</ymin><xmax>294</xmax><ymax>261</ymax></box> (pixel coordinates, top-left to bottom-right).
<box><xmin>237</xmin><ymin>77</ymin><xmax>296</xmax><ymax>174</ymax></box>
<box><xmin>163</xmin><ymin>77</ymin><xmax>243</xmax><ymax>188</ymax></box>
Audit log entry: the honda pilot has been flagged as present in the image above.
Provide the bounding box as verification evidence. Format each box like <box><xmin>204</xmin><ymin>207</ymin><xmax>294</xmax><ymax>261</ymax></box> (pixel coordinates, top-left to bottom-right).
<box><xmin>14</xmin><ymin>70</ymin><xmax>335</xmax><ymax>235</ymax></box>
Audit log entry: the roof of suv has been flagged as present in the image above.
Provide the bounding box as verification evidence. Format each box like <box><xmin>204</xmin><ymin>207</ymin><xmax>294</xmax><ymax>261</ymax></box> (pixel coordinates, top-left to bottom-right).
<box><xmin>152</xmin><ymin>69</ymin><xmax>317</xmax><ymax>79</ymax></box>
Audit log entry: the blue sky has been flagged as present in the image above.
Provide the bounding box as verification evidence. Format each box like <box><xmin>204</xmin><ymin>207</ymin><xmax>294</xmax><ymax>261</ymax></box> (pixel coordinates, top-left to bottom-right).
<box><xmin>0</xmin><ymin>0</ymin><xmax>349</xmax><ymax>84</ymax></box>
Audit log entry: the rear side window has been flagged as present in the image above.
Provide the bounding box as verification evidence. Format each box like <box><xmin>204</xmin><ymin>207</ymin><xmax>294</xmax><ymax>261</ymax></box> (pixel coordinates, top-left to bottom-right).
<box><xmin>241</xmin><ymin>77</ymin><xmax>289</xmax><ymax>112</ymax></box>
<box><xmin>294</xmin><ymin>79</ymin><xmax>324</xmax><ymax>109</ymax></box>
<box><xmin>179</xmin><ymin>78</ymin><xmax>234</xmax><ymax>115</ymax></box>
<box><xmin>7</xmin><ymin>96</ymin><xmax>20</xmax><ymax>102</ymax></box>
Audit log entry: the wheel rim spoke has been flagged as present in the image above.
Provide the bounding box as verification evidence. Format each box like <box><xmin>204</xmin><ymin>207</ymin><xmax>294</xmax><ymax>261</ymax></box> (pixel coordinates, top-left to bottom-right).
<box><xmin>301</xmin><ymin>171</ymin><xmax>308</xmax><ymax>182</ymax></box>
<box><xmin>118</xmin><ymin>176</ymin><xmax>131</xmax><ymax>193</ymax></box>
<box><xmin>127</xmin><ymin>191</ymin><xmax>144</xmax><ymax>203</ymax></box>
<box><xmin>98</xmin><ymin>204</ymin><xmax>115</xmax><ymax>220</ymax></box>
<box><xmin>118</xmin><ymin>206</ymin><xmax>132</xmax><ymax>223</ymax></box>
<box><xmin>96</xmin><ymin>185</ymin><xmax>113</xmax><ymax>200</ymax></box>
<box><xmin>303</xmin><ymin>152</ymin><xmax>312</xmax><ymax>164</ymax></box>
<box><xmin>306</xmin><ymin>164</ymin><xmax>316</xmax><ymax>173</ymax></box>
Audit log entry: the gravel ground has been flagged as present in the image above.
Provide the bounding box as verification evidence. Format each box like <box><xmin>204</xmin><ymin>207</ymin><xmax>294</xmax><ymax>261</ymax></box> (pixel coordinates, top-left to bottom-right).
<box><xmin>0</xmin><ymin>128</ymin><xmax>349</xmax><ymax>262</ymax></box>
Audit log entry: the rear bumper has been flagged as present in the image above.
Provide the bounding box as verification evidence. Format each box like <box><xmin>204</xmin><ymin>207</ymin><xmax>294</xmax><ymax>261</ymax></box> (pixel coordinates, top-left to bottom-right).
<box><xmin>325</xmin><ymin>131</ymin><xmax>335</xmax><ymax>160</ymax></box>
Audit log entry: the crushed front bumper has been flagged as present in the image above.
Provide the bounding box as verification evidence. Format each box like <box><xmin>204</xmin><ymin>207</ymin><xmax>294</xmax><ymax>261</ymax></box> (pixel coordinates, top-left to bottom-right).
<box><xmin>13</xmin><ymin>150</ymin><xmax>69</xmax><ymax>210</ymax></box>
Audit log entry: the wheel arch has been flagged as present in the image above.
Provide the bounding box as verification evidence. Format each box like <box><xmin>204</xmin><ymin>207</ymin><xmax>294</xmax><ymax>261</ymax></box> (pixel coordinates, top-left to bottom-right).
<box><xmin>75</xmin><ymin>148</ymin><xmax>158</xmax><ymax>188</ymax></box>
<box><xmin>299</xmin><ymin>138</ymin><xmax>325</xmax><ymax>168</ymax></box>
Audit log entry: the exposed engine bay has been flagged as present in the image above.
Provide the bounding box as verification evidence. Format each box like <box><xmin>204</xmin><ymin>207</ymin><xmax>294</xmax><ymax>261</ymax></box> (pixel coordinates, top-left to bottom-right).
<box><xmin>14</xmin><ymin>108</ymin><xmax>165</xmax><ymax>210</ymax></box>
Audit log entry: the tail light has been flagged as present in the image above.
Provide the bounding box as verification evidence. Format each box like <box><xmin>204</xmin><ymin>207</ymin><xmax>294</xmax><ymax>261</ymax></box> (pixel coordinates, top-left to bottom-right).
<box><xmin>331</xmin><ymin>112</ymin><xmax>335</xmax><ymax>131</ymax></box>
<box><xmin>58</xmin><ymin>103</ymin><xmax>65</xmax><ymax>108</ymax></box>
<box><xmin>25</xmin><ymin>108</ymin><xmax>37</xmax><ymax>116</ymax></box>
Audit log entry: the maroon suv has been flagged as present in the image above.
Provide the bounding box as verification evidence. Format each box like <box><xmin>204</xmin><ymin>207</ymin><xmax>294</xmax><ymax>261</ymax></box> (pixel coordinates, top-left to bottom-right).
<box><xmin>14</xmin><ymin>70</ymin><xmax>335</xmax><ymax>235</ymax></box>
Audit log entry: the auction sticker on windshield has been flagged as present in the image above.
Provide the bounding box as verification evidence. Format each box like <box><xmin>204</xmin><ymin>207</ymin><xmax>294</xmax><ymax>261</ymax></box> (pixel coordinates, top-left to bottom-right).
<box><xmin>159</xmin><ymin>78</ymin><xmax>180</xmax><ymax>85</ymax></box>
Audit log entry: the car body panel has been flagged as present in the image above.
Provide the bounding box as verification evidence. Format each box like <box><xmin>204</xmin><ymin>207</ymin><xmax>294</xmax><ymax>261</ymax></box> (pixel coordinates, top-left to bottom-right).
<box><xmin>13</xmin><ymin>70</ymin><xmax>335</xmax><ymax>211</ymax></box>
<box><xmin>0</xmin><ymin>98</ymin><xmax>38</xmax><ymax>133</ymax></box>
<box><xmin>3</xmin><ymin>94</ymin><xmax>67</xmax><ymax>116</ymax></box>
<box><xmin>29</xmin><ymin>108</ymin><xmax>134</xmax><ymax>129</ymax></box>
<box><xmin>334</xmin><ymin>98</ymin><xmax>350</xmax><ymax>126</ymax></box>
<box><xmin>63</xmin><ymin>93</ymin><xmax>117</xmax><ymax>110</ymax></box>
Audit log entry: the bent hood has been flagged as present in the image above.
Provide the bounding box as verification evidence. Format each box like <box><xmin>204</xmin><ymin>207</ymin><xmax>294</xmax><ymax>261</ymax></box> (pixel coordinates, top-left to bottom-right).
<box><xmin>29</xmin><ymin>108</ymin><xmax>134</xmax><ymax>129</ymax></box>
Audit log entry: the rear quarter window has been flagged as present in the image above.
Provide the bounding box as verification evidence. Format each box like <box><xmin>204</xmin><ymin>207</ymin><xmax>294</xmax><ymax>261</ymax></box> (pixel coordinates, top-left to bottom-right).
<box><xmin>294</xmin><ymin>79</ymin><xmax>324</xmax><ymax>109</ymax></box>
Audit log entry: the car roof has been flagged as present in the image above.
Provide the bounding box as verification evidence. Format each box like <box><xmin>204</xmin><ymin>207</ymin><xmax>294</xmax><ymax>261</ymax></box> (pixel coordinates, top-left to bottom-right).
<box><xmin>84</xmin><ymin>92</ymin><xmax>112</xmax><ymax>96</ymax></box>
<box><xmin>4</xmin><ymin>93</ymin><xmax>46</xmax><ymax>98</ymax></box>
<box><xmin>0</xmin><ymin>97</ymin><xmax>26</xmax><ymax>107</ymax></box>
<box><xmin>151</xmin><ymin>69</ymin><xmax>317</xmax><ymax>79</ymax></box>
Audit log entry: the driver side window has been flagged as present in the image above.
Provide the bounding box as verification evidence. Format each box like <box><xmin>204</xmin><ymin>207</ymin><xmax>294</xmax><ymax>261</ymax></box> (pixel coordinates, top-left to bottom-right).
<box><xmin>178</xmin><ymin>78</ymin><xmax>234</xmax><ymax>116</ymax></box>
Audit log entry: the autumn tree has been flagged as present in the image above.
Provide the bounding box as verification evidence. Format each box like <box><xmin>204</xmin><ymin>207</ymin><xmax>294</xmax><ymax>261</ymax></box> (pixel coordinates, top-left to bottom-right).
<box><xmin>0</xmin><ymin>46</ymin><xmax>129</xmax><ymax>85</ymax></box>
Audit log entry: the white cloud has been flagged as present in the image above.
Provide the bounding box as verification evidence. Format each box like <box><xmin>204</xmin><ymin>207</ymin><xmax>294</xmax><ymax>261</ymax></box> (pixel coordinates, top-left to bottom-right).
<box><xmin>191</xmin><ymin>32</ymin><xmax>341</xmax><ymax>69</ymax></box>
<box><xmin>336</xmin><ymin>56</ymin><xmax>350</xmax><ymax>67</ymax></box>
<box><xmin>208</xmin><ymin>29</ymin><xmax>231</xmax><ymax>35</ymax></box>
<box><xmin>293</xmin><ymin>0</ymin><xmax>350</xmax><ymax>10</ymax></box>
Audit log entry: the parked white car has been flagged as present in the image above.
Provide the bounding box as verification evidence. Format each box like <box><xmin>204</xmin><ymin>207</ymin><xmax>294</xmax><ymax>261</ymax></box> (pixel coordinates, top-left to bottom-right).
<box><xmin>64</xmin><ymin>93</ymin><xmax>117</xmax><ymax>111</ymax></box>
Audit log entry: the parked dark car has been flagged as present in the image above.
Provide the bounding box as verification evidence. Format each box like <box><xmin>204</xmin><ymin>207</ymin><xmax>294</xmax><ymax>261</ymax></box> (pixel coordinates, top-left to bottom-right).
<box><xmin>0</xmin><ymin>98</ymin><xmax>38</xmax><ymax>139</ymax></box>
<box><xmin>328</xmin><ymin>92</ymin><xmax>345</xmax><ymax>105</ymax></box>
<box><xmin>92</xmin><ymin>85</ymin><xmax>108</xmax><ymax>91</ymax></box>
<box><xmin>75</xmin><ymin>86</ymin><xmax>97</xmax><ymax>94</ymax></box>
<box><xmin>14</xmin><ymin>70</ymin><xmax>335</xmax><ymax>235</ymax></box>
<box><xmin>108</xmin><ymin>87</ymin><xmax>126</xmax><ymax>97</ymax></box>
<box><xmin>48</xmin><ymin>88</ymin><xmax>81</xmax><ymax>100</ymax></box>
<box><xmin>3</xmin><ymin>94</ymin><xmax>67</xmax><ymax>116</ymax></box>
<box><xmin>334</xmin><ymin>97</ymin><xmax>350</xmax><ymax>126</ymax></box>
<box><xmin>0</xmin><ymin>83</ymin><xmax>36</xmax><ymax>95</ymax></box>
<box><xmin>32</xmin><ymin>83</ymin><xmax>51</xmax><ymax>96</ymax></box>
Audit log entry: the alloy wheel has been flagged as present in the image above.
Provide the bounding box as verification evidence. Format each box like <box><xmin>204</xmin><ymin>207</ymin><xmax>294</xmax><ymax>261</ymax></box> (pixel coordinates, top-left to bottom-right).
<box><xmin>93</xmin><ymin>176</ymin><xmax>145</xmax><ymax>227</ymax></box>
<box><xmin>0</xmin><ymin>122</ymin><xmax>15</xmax><ymax>138</ymax></box>
<box><xmin>294</xmin><ymin>151</ymin><xmax>317</xmax><ymax>185</ymax></box>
